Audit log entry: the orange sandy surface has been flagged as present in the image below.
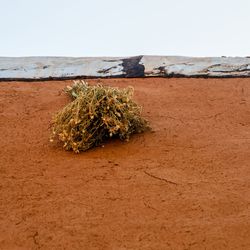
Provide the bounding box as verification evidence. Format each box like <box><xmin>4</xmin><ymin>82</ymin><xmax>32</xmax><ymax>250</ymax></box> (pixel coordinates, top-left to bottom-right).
<box><xmin>0</xmin><ymin>78</ymin><xmax>250</xmax><ymax>249</ymax></box>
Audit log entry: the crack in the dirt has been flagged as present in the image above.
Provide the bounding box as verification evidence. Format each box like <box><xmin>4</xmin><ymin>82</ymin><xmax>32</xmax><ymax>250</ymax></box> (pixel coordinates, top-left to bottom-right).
<box><xmin>105</xmin><ymin>197</ymin><xmax>124</xmax><ymax>201</ymax></box>
<box><xmin>28</xmin><ymin>231</ymin><xmax>41</xmax><ymax>248</ymax></box>
<box><xmin>15</xmin><ymin>218</ymin><xmax>25</xmax><ymax>225</ymax></box>
<box><xmin>144</xmin><ymin>171</ymin><xmax>178</xmax><ymax>185</ymax></box>
<box><xmin>165</xmin><ymin>115</ymin><xmax>184</xmax><ymax>123</ymax></box>
<box><xmin>166</xmin><ymin>143</ymin><xmax>213</xmax><ymax>150</ymax></box>
<box><xmin>190</xmin><ymin>112</ymin><xmax>224</xmax><ymax>121</ymax></box>
<box><xmin>143</xmin><ymin>197</ymin><xmax>158</xmax><ymax>211</ymax></box>
<box><xmin>32</xmin><ymin>231</ymin><xmax>39</xmax><ymax>245</ymax></box>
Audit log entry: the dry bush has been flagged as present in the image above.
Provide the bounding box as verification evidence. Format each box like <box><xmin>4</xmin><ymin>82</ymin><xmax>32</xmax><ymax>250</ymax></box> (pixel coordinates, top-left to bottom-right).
<box><xmin>50</xmin><ymin>80</ymin><xmax>150</xmax><ymax>153</ymax></box>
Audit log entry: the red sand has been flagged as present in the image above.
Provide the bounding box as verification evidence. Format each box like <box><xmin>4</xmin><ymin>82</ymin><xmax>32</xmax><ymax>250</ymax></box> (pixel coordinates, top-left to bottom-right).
<box><xmin>0</xmin><ymin>78</ymin><xmax>250</xmax><ymax>249</ymax></box>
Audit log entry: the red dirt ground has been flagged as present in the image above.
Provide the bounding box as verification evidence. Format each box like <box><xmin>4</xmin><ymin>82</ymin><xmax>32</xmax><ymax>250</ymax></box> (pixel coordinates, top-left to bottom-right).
<box><xmin>0</xmin><ymin>78</ymin><xmax>249</xmax><ymax>250</ymax></box>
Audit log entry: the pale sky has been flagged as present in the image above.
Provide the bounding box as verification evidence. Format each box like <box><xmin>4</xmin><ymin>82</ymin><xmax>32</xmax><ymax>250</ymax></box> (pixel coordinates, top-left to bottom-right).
<box><xmin>1</xmin><ymin>0</ymin><xmax>250</xmax><ymax>57</ymax></box>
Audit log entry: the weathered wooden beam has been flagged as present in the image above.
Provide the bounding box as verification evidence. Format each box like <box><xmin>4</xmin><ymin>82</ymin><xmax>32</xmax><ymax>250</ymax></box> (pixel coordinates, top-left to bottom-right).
<box><xmin>1</xmin><ymin>55</ymin><xmax>250</xmax><ymax>80</ymax></box>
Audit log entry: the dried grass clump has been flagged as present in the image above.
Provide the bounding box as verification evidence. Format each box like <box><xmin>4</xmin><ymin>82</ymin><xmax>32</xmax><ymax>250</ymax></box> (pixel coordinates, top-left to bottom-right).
<box><xmin>51</xmin><ymin>80</ymin><xmax>150</xmax><ymax>153</ymax></box>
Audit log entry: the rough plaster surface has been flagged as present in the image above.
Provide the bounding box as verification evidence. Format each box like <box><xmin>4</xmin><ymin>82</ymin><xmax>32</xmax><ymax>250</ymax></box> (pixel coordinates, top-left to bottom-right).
<box><xmin>1</xmin><ymin>56</ymin><xmax>250</xmax><ymax>80</ymax></box>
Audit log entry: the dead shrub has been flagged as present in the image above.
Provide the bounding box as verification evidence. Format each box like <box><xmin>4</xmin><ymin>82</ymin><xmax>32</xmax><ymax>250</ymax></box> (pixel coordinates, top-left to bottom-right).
<box><xmin>50</xmin><ymin>80</ymin><xmax>150</xmax><ymax>153</ymax></box>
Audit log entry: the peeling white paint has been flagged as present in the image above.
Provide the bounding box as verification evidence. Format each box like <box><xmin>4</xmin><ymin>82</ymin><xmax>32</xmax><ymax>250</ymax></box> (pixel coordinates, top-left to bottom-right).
<box><xmin>1</xmin><ymin>56</ymin><xmax>250</xmax><ymax>80</ymax></box>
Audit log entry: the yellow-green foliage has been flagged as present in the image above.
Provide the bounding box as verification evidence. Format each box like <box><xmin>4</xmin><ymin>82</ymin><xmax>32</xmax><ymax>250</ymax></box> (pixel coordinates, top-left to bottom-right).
<box><xmin>51</xmin><ymin>80</ymin><xmax>149</xmax><ymax>153</ymax></box>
